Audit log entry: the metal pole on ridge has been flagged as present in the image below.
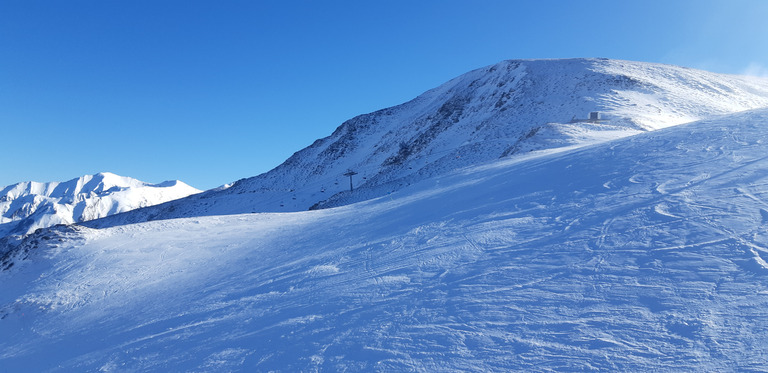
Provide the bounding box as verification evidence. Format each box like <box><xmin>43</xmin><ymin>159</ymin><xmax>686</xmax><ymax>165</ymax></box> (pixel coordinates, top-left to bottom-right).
<box><xmin>343</xmin><ymin>170</ymin><xmax>358</xmax><ymax>192</ymax></box>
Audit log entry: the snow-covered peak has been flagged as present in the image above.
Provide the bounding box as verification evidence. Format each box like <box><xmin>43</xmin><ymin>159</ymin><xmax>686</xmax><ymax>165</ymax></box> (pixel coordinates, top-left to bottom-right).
<box><xmin>415</xmin><ymin>58</ymin><xmax>768</xmax><ymax>130</ymax></box>
<box><xmin>0</xmin><ymin>173</ymin><xmax>201</xmax><ymax>237</ymax></box>
<box><xmin>84</xmin><ymin>58</ymin><xmax>768</xmax><ymax>229</ymax></box>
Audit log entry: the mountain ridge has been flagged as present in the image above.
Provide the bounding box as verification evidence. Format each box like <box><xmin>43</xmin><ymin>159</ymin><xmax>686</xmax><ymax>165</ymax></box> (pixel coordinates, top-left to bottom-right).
<box><xmin>83</xmin><ymin>58</ymin><xmax>768</xmax><ymax>229</ymax></box>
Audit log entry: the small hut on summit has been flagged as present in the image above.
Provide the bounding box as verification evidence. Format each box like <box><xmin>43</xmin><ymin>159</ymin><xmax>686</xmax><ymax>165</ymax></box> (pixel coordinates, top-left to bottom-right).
<box><xmin>570</xmin><ymin>111</ymin><xmax>606</xmax><ymax>124</ymax></box>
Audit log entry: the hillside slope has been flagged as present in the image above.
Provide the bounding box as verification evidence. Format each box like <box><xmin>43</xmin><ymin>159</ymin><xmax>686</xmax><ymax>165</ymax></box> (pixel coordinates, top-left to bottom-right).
<box><xmin>84</xmin><ymin>58</ymin><xmax>768</xmax><ymax>229</ymax></box>
<box><xmin>0</xmin><ymin>172</ymin><xmax>200</xmax><ymax>238</ymax></box>
<box><xmin>3</xmin><ymin>109</ymin><xmax>768</xmax><ymax>371</ymax></box>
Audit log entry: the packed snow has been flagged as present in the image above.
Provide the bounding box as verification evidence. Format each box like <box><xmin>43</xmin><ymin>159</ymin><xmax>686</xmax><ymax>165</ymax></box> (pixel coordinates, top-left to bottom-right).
<box><xmin>0</xmin><ymin>172</ymin><xmax>201</xmax><ymax>239</ymax></box>
<box><xmin>3</xmin><ymin>109</ymin><xmax>768</xmax><ymax>371</ymax></box>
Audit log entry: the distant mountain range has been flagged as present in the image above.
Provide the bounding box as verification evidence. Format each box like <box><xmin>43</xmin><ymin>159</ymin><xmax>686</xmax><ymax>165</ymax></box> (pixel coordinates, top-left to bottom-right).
<box><xmin>0</xmin><ymin>172</ymin><xmax>200</xmax><ymax>238</ymax></box>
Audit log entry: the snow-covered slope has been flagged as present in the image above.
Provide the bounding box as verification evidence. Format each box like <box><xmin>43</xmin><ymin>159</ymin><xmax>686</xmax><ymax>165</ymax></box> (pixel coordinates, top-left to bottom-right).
<box><xmin>3</xmin><ymin>109</ymin><xmax>768</xmax><ymax>371</ymax></box>
<box><xmin>84</xmin><ymin>58</ymin><xmax>768</xmax><ymax>229</ymax></box>
<box><xmin>0</xmin><ymin>172</ymin><xmax>200</xmax><ymax>238</ymax></box>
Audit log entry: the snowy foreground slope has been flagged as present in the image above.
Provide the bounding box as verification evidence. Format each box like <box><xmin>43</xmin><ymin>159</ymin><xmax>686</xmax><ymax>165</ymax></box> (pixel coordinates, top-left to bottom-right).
<box><xmin>0</xmin><ymin>172</ymin><xmax>200</xmax><ymax>239</ymax></box>
<box><xmin>84</xmin><ymin>58</ymin><xmax>768</xmax><ymax>229</ymax></box>
<box><xmin>3</xmin><ymin>109</ymin><xmax>768</xmax><ymax>371</ymax></box>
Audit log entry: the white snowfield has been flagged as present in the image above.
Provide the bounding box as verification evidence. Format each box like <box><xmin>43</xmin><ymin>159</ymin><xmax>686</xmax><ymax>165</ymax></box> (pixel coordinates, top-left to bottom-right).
<box><xmin>82</xmin><ymin>58</ymin><xmax>768</xmax><ymax>227</ymax></box>
<box><xmin>2</xmin><ymin>108</ymin><xmax>768</xmax><ymax>371</ymax></box>
<box><xmin>0</xmin><ymin>172</ymin><xmax>201</xmax><ymax>238</ymax></box>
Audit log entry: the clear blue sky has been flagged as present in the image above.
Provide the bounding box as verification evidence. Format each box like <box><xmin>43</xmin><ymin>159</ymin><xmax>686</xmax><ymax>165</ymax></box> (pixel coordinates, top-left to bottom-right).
<box><xmin>2</xmin><ymin>0</ymin><xmax>767</xmax><ymax>190</ymax></box>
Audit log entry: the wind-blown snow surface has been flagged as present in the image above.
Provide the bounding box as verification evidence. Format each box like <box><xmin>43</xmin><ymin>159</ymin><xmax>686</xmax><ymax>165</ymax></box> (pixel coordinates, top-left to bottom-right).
<box><xmin>84</xmin><ymin>58</ymin><xmax>768</xmax><ymax>229</ymax></box>
<box><xmin>3</xmin><ymin>109</ymin><xmax>768</xmax><ymax>371</ymax></box>
<box><xmin>0</xmin><ymin>172</ymin><xmax>200</xmax><ymax>238</ymax></box>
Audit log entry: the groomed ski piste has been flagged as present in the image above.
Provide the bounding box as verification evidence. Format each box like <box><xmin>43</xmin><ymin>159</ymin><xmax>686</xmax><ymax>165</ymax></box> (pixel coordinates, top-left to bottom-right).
<box><xmin>3</xmin><ymin>108</ymin><xmax>768</xmax><ymax>371</ymax></box>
